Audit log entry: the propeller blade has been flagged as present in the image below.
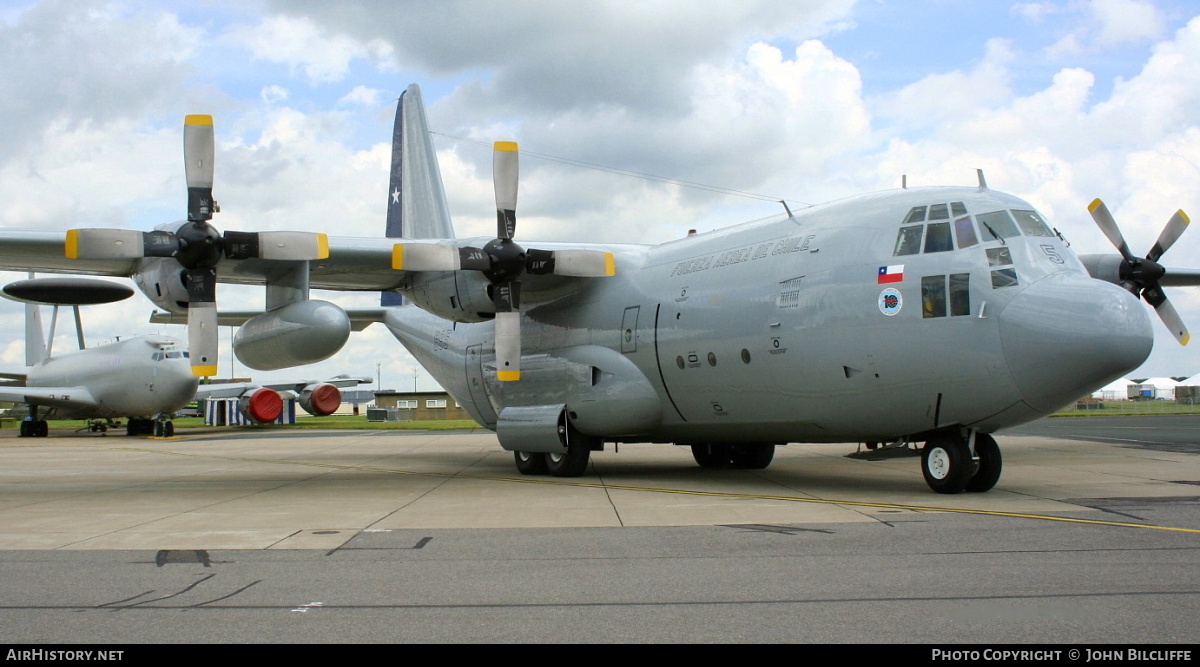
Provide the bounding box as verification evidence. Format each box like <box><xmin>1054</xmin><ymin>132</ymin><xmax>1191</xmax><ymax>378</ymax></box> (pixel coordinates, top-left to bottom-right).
<box><xmin>1142</xmin><ymin>283</ymin><xmax>1190</xmax><ymax>346</ymax></box>
<box><xmin>223</xmin><ymin>231</ymin><xmax>329</xmax><ymax>261</ymax></box>
<box><xmin>1088</xmin><ymin>199</ymin><xmax>1137</xmax><ymax>264</ymax></box>
<box><xmin>392</xmin><ymin>244</ymin><xmax>489</xmax><ymax>272</ymax></box>
<box><xmin>494</xmin><ymin>141</ymin><xmax>518</xmax><ymax>240</ymax></box>
<box><xmin>493</xmin><ymin>281</ymin><xmax>520</xmax><ymax>381</ymax></box>
<box><xmin>65</xmin><ymin>229</ymin><xmax>147</xmax><ymax>260</ymax></box>
<box><xmin>543</xmin><ymin>249</ymin><xmax>617</xmax><ymax>277</ymax></box>
<box><xmin>183</xmin><ymin>115</ymin><xmax>216</xmax><ymax>223</ymax></box>
<box><xmin>183</xmin><ymin>268</ymin><xmax>219</xmax><ymax>376</ymax></box>
<box><xmin>1147</xmin><ymin>209</ymin><xmax>1190</xmax><ymax>262</ymax></box>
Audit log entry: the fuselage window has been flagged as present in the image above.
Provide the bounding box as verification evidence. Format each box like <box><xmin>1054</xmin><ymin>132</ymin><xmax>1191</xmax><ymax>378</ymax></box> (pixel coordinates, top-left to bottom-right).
<box><xmin>949</xmin><ymin>273</ymin><xmax>971</xmax><ymax>316</ymax></box>
<box><xmin>991</xmin><ymin>268</ymin><xmax>1019</xmax><ymax>288</ymax></box>
<box><xmin>928</xmin><ymin>203</ymin><xmax>949</xmax><ymax>220</ymax></box>
<box><xmin>922</xmin><ymin>275</ymin><xmax>947</xmax><ymax>318</ymax></box>
<box><xmin>950</xmin><ymin>201</ymin><xmax>967</xmax><ymax>216</ymax></box>
<box><xmin>977</xmin><ymin>210</ymin><xmax>1020</xmax><ymax>240</ymax></box>
<box><xmin>166</xmin><ymin>351</ymin><xmax>183</xmax><ymax>358</ymax></box>
<box><xmin>953</xmin><ymin>216</ymin><xmax>978</xmax><ymax>248</ymax></box>
<box><xmin>986</xmin><ymin>247</ymin><xmax>1012</xmax><ymax>266</ymax></box>
<box><xmin>904</xmin><ymin>206</ymin><xmax>927</xmax><ymax>224</ymax></box>
<box><xmin>1011</xmin><ymin>209</ymin><xmax>1054</xmax><ymax>237</ymax></box>
<box><xmin>924</xmin><ymin>222</ymin><xmax>953</xmax><ymax>253</ymax></box>
<box><xmin>894</xmin><ymin>225</ymin><xmax>923</xmax><ymax>255</ymax></box>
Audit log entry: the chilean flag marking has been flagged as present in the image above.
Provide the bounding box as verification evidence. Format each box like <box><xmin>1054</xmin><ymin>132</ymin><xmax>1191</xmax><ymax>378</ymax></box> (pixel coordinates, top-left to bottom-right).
<box><xmin>878</xmin><ymin>265</ymin><xmax>904</xmax><ymax>284</ymax></box>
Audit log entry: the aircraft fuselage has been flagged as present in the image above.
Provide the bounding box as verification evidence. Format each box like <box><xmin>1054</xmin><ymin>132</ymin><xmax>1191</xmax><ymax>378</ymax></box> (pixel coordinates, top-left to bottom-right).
<box><xmin>388</xmin><ymin>185</ymin><xmax>1152</xmax><ymax>447</ymax></box>
<box><xmin>25</xmin><ymin>335</ymin><xmax>199</xmax><ymax>419</ymax></box>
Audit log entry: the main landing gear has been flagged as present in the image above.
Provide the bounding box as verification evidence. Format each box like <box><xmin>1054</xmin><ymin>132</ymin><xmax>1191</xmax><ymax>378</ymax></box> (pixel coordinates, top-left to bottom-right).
<box><xmin>921</xmin><ymin>430</ymin><xmax>1002</xmax><ymax>494</ymax></box>
<box><xmin>19</xmin><ymin>406</ymin><xmax>48</xmax><ymax>437</ymax></box>
<box><xmin>125</xmin><ymin>418</ymin><xmax>174</xmax><ymax>437</ymax></box>
<box><xmin>512</xmin><ymin>435</ymin><xmax>599</xmax><ymax>477</ymax></box>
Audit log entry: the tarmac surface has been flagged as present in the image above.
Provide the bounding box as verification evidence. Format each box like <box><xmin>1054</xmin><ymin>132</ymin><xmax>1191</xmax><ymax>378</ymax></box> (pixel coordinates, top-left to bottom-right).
<box><xmin>0</xmin><ymin>419</ymin><xmax>1197</xmax><ymax>643</ymax></box>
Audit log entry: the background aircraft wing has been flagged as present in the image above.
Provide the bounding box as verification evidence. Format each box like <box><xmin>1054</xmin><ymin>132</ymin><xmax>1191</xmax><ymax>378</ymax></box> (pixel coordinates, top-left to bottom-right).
<box><xmin>0</xmin><ymin>386</ymin><xmax>97</xmax><ymax>410</ymax></box>
<box><xmin>194</xmin><ymin>375</ymin><xmax>371</xmax><ymax>400</ymax></box>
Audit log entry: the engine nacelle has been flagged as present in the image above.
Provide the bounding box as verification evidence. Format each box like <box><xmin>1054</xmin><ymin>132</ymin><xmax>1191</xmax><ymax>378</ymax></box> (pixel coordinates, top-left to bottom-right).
<box><xmin>132</xmin><ymin>257</ymin><xmax>191</xmax><ymax>313</ymax></box>
<box><xmin>298</xmin><ymin>383</ymin><xmax>342</xmax><ymax>416</ymax></box>
<box><xmin>402</xmin><ymin>271</ymin><xmax>495</xmax><ymax>323</ymax></box>
<box><xmin>238</xmin><ymin>387</ymin><xmax>283</xmax><ymax>424</ymax></box>
<box><xmin>234</xmin><ymin>300</ymin><xmax>351</xmax><ymax>371</ymax></box>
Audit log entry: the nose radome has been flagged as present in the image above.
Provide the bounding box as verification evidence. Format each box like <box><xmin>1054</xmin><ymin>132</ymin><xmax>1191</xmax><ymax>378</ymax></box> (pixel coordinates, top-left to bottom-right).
<box><xmin>999</xmin><ymin>272</ymin><xmax>1153</xmax><ymax>413</ymax></box>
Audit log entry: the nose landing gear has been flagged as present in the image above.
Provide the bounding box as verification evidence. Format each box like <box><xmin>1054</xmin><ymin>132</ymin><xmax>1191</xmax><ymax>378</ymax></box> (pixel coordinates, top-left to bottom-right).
<box><xmin>921</xmin><ymin>430</ymin><xmax>1002</xmax><ymax>493</ymax></box>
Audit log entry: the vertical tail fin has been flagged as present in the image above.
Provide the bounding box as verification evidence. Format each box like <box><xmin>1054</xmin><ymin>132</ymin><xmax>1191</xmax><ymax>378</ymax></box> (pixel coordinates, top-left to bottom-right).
<box><xmin>383</xmin><ymin>83</ymin><xmax>455</xmax><ymax>307</ymax></box>
<box><xmin>25</xmin><ymin>302</ymin><xmax>48</xmax><ymax>366</ymax></box>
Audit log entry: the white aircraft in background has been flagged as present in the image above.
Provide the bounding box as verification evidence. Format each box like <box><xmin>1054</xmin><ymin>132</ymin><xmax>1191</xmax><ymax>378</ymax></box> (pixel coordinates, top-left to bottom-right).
<box><xmin>0</xmin><ymin>277</ymin><xmax>370</xmax><ymax>437</ymax></box>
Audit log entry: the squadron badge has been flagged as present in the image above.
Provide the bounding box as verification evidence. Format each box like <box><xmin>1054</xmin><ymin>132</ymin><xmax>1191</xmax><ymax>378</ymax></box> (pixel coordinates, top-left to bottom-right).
<box><xmin>878</xmin><ymin>288</ymin><xmax>902</xmax><ymax>316</ymax></box>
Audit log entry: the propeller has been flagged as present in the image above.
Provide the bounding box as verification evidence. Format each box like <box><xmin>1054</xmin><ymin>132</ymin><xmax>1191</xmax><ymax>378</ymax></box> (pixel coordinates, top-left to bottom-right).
<box><xmin>1088</xmin><ymin>198</ymin><xmax>1191</xmax><ymax>345</ymax></box>
<box><xmin>64</xmin><ymin>115</ymin><xmax>329</xmax><ymax>376</ymax></box>
<box><xmin>392</xmin><ymin>141</ymin><xmax>616</xmax><ymax>381</ymax></box>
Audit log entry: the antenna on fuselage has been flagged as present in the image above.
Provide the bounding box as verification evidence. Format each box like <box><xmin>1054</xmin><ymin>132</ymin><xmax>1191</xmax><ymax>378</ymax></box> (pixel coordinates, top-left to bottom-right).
<box><xmin>780</xmin><ymin>200</ymin><xmax>794</xmax><ymax>218</ymax></box>
<box><xmin>977</xmin><ymin>169</ymin><xmax>988</xmax><ymax>190</ymax></box>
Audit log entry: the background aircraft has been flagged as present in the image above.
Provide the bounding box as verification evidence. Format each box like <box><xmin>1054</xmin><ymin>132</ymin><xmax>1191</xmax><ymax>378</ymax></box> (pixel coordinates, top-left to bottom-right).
<box><xmin>0</xmin><ymin>277</ymin><xmax>369</xmax><ymax>436</ymax></box>
<box><xmin>0</xmin><ymin>85</ymin><xmax>1197</xmax><ymax>493</ymax></box>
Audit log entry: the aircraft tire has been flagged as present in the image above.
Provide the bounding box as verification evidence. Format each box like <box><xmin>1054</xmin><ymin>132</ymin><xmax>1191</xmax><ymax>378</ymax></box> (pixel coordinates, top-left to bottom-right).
<box><xmin>36</xmin><ymin>420</ymin><xmax>48</xmax><ymax>437</ymax></box>
<box><xmin>922</xmin><ymin>435</ymin><xmax>971</xmax><ymax>494</ymax></box>
<box><xmin>18</xmin><ymin>421</ymin><xmax>28</xmax><ymax>437</ymax></box>
<box><xmin>546</xmin><ymin>443</ymin><xmax>590</xmax><ymax>477</ymax></box>
<box><xmin>965</xmin><ymin>433</ymin><xmax>1002</xmax><ymax>493</ymax></box>
<box><xmin>730</xmin><ymin>443</ymin><xmax>775</xmax><ymax>469</ymax></box>
<box><xmin>513</xmin><ymin>451</ymin><xmax>548</xmax><ymax>475</ymax></box>
<box><xmin>691</xmin><ymin>443</ymin><xmax>732</xmax><ymax>468</ymax></box>
<box><xmin>164</xmin><ymin>422</ymin><xmax>175</xmax><ymax>438</ymax></box>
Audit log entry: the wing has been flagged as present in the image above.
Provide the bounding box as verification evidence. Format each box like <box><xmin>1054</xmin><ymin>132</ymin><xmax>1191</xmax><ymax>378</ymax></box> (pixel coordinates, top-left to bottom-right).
<box><xmin>0</xmin><ymin>231</ymin><xmax>640</xmax><ymax>294</ymax></box>
<box><xmin>194</xmin><ymin>376</ymin><xmax>372</xmax><ymax>400</ymax></box>
<box><xmin>0</xmin><ymin>385</ymin><xmax>97</xmax><ymax>410</ymax></box>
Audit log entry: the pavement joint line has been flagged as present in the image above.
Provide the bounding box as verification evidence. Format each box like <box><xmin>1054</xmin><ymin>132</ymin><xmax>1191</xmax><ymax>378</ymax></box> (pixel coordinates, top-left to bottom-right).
<box><xmin>113</xmin><ymin>446</ymin><xmax>1200</xmax><ymax>535</ymax></box>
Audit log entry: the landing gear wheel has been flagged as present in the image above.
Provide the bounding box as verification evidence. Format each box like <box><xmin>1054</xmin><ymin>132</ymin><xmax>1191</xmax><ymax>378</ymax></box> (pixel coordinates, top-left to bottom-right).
<box><xmin>163</xmin><ymin>422</ymin><xmax>174</xmax><ymax>438</ymax></box>
<box><xmin>922</xmin><ymin>434</ymin><xmax>972</xmax><ymax>494</ymax></box>
<box><xmin>730</xmin><ymin>443</ymin><xmax>775</xmax><ymax>469</ymax></box>
<box><xmin>691</xmin><ymin>443</ymin><xmax>731</xmax><ymax>468</ymax></box>
<box><xmin>545</xmin><ymin>442</ymin><xmax>591</xmax><ymax>477</ymax></box>
<box><xmin>36</xmin><ymin>420</ymin><xmax>48</xmax><ymax>437</ymax></box>
<box><xmin>154</xmin><ymin>422</ymin><xmax>164</xmax><ymax>437</ymax></box>
<box><xmin>965</xmin><ymin>433</ymin><xmax>1002</xmax><ymax>492</ymax></box>
<box><xmin>513</xmin><ymin>450</ymin><xmax>548</xmax><ymax>475</ymax></box>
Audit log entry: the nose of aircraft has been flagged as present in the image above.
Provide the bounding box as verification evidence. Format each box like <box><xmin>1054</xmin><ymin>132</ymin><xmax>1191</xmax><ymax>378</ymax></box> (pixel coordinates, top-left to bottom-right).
<box><xmin>999</xmin><ymin>272</ymin><xmax>1153</xmax><ymax>413</ymax></box>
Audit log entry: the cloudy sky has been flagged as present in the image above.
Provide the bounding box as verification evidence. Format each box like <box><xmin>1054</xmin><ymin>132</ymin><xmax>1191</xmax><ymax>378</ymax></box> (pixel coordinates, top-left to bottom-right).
<box><xmin>1</xmin><ymin>0</ymin><xmax>1199</xmax><ymax>393</ymax></box>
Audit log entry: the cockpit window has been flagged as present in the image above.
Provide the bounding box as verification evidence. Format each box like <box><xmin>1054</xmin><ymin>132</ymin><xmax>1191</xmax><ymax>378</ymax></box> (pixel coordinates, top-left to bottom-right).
<box><xmin>1011</xmin><ymin>209</ymin><xmax>1054</xmax><ymax>237</ymax></box>
<box><xmin>903</xmin><ymin>206</ymin><xmax>927</xmax><ymax>224</ymax></box>
<box><xmin>928</xmin><ymin>204</ymin><xmax>949</xmax><ymax>221</ymax></box>
<box><xmin>976</xmin><ymin>210</ymin><xmax>1020</xmax><ymax>240</ymax></box>
<box><xmin>924</xmin><ymin>222</ymin><xmax>953</xmax><ymax>253</ymax></box>
<box><xmin>953</xmin><ymin>216</ymin><xmax>978</xmax><ymax>249</ymax></box>
<box><xmin>950</xmin><ymin>201</ymin><xmax>967</xmax><ymax>216</ymax></box>
<box><xmin>894</xmin><ymin>226</ymin><xmax>923</xmax><ymax>256</ymax></box>
<box><xmin>166</xmin><ymin>351</ymin><xmax>183</xmax><ymax>359</ymax></box>
<box><xmin>152</xmin><ymin>353</ymin><xmax>163</xmax><ymax>361</ymax></box>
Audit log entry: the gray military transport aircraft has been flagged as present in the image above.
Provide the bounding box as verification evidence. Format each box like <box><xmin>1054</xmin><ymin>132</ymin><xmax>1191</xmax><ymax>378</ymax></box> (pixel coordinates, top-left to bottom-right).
<box><xmin>0</xmin><ymin>84</ymin><xmax>1195</xmax><ymax>493</ymax></box>
<box><xmin>0</xmin><ymin>276</ymin><xmax>368</xmax><ymax>436</ymax></box>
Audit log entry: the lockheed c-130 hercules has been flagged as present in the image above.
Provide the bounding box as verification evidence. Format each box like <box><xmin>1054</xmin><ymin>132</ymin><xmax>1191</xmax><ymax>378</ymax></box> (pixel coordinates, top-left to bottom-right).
<box><xmin>0</xmin><ymin>83</ymin><xmax>1194</xmax><ymax>493</ymax></box>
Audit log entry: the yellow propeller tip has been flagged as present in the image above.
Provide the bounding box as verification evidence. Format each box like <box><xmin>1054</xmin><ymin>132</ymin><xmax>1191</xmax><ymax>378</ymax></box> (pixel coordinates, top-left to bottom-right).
<box><xmin>1087</xmin><ymin>198</ymin><xmax>1104</xmax><ymax>212</ymax></box>
<box><xmin>192</xmin><ymin>365</ymin><xmax>218</xmax><ymax>377</ymax></box>
<box><xmin>64</xmin><ymin>230</ymin><xmax>79</xmax><ymax>259</ymax></box>
<box><xmin>391</xmin><ymin>245</ymin><xmax>405</xmax><ymax>270</ymax></box>
<box><xmin>494</xmin><ymin>141</ymin><xmax>518</xmax><ymax>152</ymax></box>
<box><xmin>497</xmin><ymin>370</ymin><xmax>521</xmax><ymax>382</ymax></box>
<box><xmin>1181</xmin><ymin>334</ymin><xmax>1191</xmax><ymax>347</ymax></box>
<box><xmin>185</xmin><ymin>114</ymin><xmax>213</xmax><ymax>126</ymax></box>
